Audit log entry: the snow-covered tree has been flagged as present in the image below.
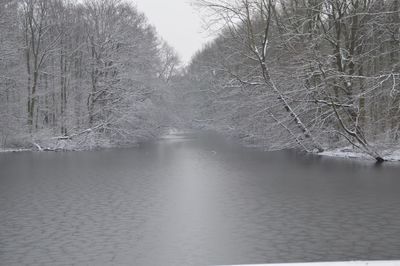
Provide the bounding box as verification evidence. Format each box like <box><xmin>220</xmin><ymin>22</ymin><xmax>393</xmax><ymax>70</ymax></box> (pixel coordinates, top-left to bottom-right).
<box><xmin>188</xmin><ymin>0</ymin><xmax>400</xmax><ymax>161</ymax></box>
<box><xmin>0</xmin><ymin>0</ymin><xmax>179</xmax><ymax>150</ymax></box>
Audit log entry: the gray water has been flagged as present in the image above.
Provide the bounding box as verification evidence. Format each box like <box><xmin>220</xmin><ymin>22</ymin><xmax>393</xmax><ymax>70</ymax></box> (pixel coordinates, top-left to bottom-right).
<box><xmin>1</xmin><ymin>132</ymin><xmax>400</xmax><ymax>266</ymax></box>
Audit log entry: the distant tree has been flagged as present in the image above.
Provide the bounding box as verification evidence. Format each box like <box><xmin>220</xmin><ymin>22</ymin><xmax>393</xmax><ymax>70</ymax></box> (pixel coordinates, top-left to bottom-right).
<box><xmin>0</xmin><ymin>0</ymin><xmax>179</xmax><ymax>150</ymax></box>
<box><xmin>0</xmin><ymin>0</ymin><xmax>24</xmax><ymax>146</ymax></box>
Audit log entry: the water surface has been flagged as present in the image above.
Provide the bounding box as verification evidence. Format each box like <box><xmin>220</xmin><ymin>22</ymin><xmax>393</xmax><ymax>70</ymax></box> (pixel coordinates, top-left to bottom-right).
<box><xmin>1</xmin><ymin>132</ymin><xmax>400</xmax><ymax>265</ymax></box>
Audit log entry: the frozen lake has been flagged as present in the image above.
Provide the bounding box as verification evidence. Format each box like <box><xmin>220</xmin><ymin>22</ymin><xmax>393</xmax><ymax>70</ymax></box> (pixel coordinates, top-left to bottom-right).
<box><xmin>1</xmin><ymin>132</ymin><xmax>400</xmax><ymax>266</ymax></box>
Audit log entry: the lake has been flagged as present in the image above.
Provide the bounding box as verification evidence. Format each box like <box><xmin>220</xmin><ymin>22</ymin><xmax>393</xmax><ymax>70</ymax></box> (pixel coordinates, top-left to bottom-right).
<box><xmin>1</xmin><ymin>132</ymin><xmax>400</xmax><ymax>265</ymax></box>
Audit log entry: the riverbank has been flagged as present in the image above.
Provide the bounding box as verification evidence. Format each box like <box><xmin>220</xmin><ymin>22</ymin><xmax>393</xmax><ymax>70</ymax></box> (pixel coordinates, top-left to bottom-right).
<box><xmin>318</xmin><ymin>147</ymin><xmax>400</xmax><ymax>162</ymax></box>
<box><xmin>0</xmin><ymin>128</ymin><xmax>170</xmax><ymax>153</ymax></box>
<box><xmin>211</xmin><ymin>126</ymin><xmax>400</xmax><ymax>163</ymax></box>
<box><xmin>0</xmin><ymin>141</ymin><xmax>135</xmax><ymax>153</ymax></box>
<box><xmin>209</xmin><ymin>126</ymin><xmax>400</xmax><ymax>163</ymax></box>
<box><xmin>3</xmin><ymin>129</ymin><xmax>400</xmax><ymax>163</ymax></box>
<box><xmin>0</xmin><ymin>148</ymin><xmax>31</xmax><ymax>153</ymax></box>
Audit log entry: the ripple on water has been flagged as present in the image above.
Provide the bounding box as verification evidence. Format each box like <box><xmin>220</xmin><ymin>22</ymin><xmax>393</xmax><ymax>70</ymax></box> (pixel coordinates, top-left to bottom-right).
<box><xmin>1</xmin><ymin>133</ymin><xmax>400</xmax><ymax>265</ymax></box>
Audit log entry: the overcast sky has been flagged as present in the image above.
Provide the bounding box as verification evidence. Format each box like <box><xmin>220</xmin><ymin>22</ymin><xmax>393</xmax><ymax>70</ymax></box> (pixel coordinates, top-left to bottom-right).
<box><xmin>133</xmin><ymin>0</ymin><xmax>212</xmax><ymax>64</ymax></box>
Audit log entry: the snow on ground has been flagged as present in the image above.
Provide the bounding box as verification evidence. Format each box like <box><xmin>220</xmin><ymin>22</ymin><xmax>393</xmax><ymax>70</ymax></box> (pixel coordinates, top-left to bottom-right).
<box><xmin>2</xmin><ymin>134</ymin><xmax>400</xmax><ymax>163</ymax></box>
<box><xmin>386</xmin><ymin>149</ymin><xmax>400</xmax><ymax>161</ymax></box>
<box><xmin>0</xmin><ymin>148</ymin><xmax>31</xmax><ymax>153</ymax></box>
<box><xmin>159</xmin><ymin>128</ymin><xmax>189</xmax><ymax>139</ymax></box>
<box><xmin>318</xmin><ymin>147</ymin><xmax>400</xmax><ymax>162</ymax></box>
<box><xmin>318</xmin><ymin>147</ymin><xmax>372</xmax><ymax>160</ymax></box>
<box><xmin>224</xmin><ymin>261</ymin><xmax>400</xmax><ymax>266</ymax></box>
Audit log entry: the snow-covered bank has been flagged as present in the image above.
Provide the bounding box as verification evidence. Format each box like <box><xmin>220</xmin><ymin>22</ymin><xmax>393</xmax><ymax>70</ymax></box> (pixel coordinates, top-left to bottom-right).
<box><xmin>157</xmin><ymin>129</ymin><xmax>400</xmax><ymax>164</ymax></box>
<box><xmin>0</xmin><ymin>148</ymin><xmax>31</xmax><ymax>153</ymax></box>
<box><xmin>318</xmin><ymin>147</ymin><xmax>400</xmax><ymax>162</ymax></box>
<box><xmin>223</xmin><ymin>261</ymin><xmax>400</xmax><ymax>266</ymax></box>
<box><xmin>318</xmin><ymin>147</ymin><xmax>372</xmax><ymax>161</ymax></box>
<box><xmin>0</xmin><ymin>128</ymin><xmax>181</xmax><ymax>153</ymax></box>
<box><xmin>191</xmin><ymin>124</ymin><xmax>400</xmax><ymax>163</ymax></box>
<box><xmin>159</xmin><ymin>128</ymin><xmax>190</xmax><ymax>140</ymax></box>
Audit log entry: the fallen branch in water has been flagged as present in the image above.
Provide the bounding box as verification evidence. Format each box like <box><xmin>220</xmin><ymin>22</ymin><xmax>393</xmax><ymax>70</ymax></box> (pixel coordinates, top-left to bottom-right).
<box><xmin>32</xmin><ymin>142</ymin><xmax>43</xmax><ymax>151</ymax></box>
<box><xmin>32</xmin><ymin>142</ymin><xmax>58</xmax><ymax>152</ymax></box>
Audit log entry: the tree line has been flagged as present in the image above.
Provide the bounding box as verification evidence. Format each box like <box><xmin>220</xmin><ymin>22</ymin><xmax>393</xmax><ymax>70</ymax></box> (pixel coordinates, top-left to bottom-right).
<box><xmin>0</xmin><ymin>0</ymin><xmax>179</xmax><ymax>150</ymax></box>
<box><xmin>184</xmin><ymin>0</ymin><xmax>400</xmax><ymax>161</ymax></box>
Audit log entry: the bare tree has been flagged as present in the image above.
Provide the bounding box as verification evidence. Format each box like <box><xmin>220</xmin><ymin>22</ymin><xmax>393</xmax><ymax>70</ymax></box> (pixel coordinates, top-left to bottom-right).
<box><xmin>189</xmin><ymin>0</ymin><xmax>400</xmax><ymax>161</ymax></box>
<box><xmin>195</xmin><ymin>0</ymin><xmax>324</xmax><ymax>152</ymax></box>
<box><xmin>0</xmin><ymin>0</ymin><xmax>178</xmax><ymax>150</ymax></box>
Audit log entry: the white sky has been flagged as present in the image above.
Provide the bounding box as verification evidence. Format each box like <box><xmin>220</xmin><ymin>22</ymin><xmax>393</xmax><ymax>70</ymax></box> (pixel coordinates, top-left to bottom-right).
<box><xmin>132</xmin><ymin>0</ymin><xmax>212</xmax><ymax>64</ymax></box>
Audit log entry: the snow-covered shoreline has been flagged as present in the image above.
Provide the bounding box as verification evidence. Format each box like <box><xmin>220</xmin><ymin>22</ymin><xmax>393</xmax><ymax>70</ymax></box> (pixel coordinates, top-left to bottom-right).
<box><xmin>0</xmin><ymin>148</ymin><xmax>32</xmax><ymax>153</ymax></box>
<box><xmin>2</xmin><ymin>131</ymin><xmax>400</xmax><ymax>164</ymax></box>
<box><xmin>0</xmin><ymin>130</ymin><xmax>169</xmax><ymax>154</ymax></box>
<box><xmin>318</xmin><ymin>147</ymin><xmax>400</xmax><ymax>162</ymax></box>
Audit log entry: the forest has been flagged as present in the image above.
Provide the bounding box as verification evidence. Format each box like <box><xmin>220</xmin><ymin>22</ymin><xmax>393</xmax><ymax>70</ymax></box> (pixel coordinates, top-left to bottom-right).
<box><xmin>185</xmin><ymin>0</ymin><xmax>400</xmax><ymax>162</ymax></box>
<box><xmin>2</xmin><ymin>0</ymin><xmax>400</xmax><ymax>161</ymax></box>
<box><xmin>0</xmin><ymin>0</ymin><xmax>180</xmax><ymax>151</ymax></box>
